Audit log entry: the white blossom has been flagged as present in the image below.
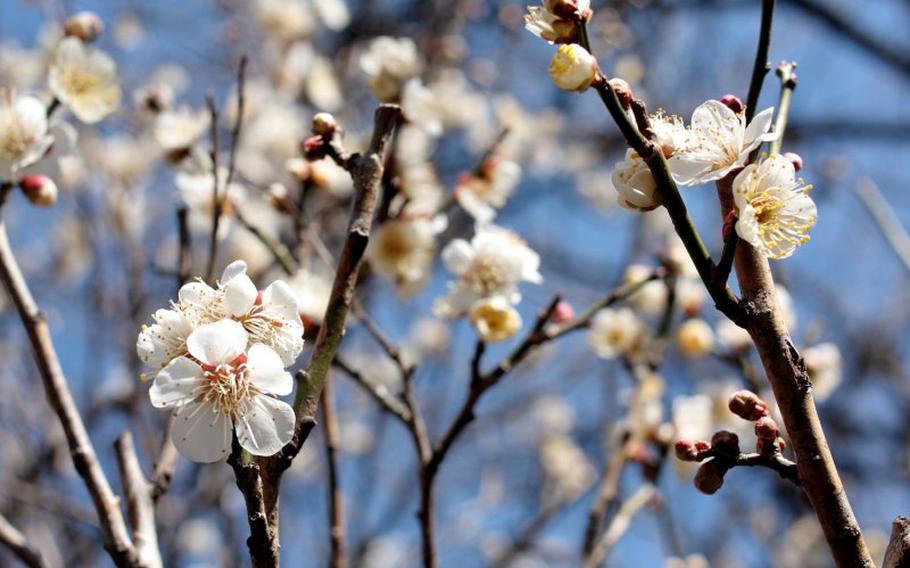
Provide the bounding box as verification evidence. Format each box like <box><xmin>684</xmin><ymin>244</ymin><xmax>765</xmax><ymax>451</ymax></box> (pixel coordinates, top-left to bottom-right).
<box><xmin>587</xmin><ymin>307</ymin><xmax>645</xmax><ymax>359</ymax></box>
<box><xmin>149</xmin><ymin>319</ymin><xmax>295</xmax><ymax>462</ymax></box>
<box><xmin>0</xmin><ymin>90</ymin><xmax>53</xmax><ymax>182</ymax></box>
<box><xmin>524</xmin><ymin>0</ymin><xmax>590</xmax><ymax>44</ymax></box>
<box><xmin>611</xmin><ymin>149</ymin><xmax>659</xmax><ymax>211</ymax></box>
<box><xmin>48</xmin><ymin>37</ymin><xmax>121</xmax><ymax>124</ymax></box>
<box><xmin>676</xmin><ymin>318</ymin><xmax>714</xmax><ymax>357</ymax></box>
<box><xmin>468</xmin><ymin>296</ymin><xmax>523</xmax><ymax>342</ymax></box>
<box><xmin>368</xmin><ymin>216</ymin><xmax>446</xmax><ymax>295</ymax></box>
<box><xmin>154</xmin><ymin>106</ymin><xmax>210</xmax><ymax>152</ymax></box>
<box><xmin>360</xmin><ymin>37</ymin><xmax>422</xmax><ymax>101</ymax></box>
<box><xmin>669</xmin><ymin>100</ymin><xmax>776</xmax><ymax>186</ymax></box>
<box><xmin>180</xmin><ymin>261</ymin><xmax>305</xmax><ymax>366</ymax></box>
<box><xmin>434</xmin><ymin>224</ymin><xmax>542</xmax><ymax>318</ymax></box>
<box><xmin>732</xmin><ymin>153</ymin><xmax>817</xmax><ymax>259</ymax></box>
<box><xmin>455</xmin><ymin>159</ymin><xmax>522</xmax><ymax>223</ymax></box>
<box><xmin>803</xmin><ymin>342</ymin><xmax>842</xmax><ymax>401</ymax></box>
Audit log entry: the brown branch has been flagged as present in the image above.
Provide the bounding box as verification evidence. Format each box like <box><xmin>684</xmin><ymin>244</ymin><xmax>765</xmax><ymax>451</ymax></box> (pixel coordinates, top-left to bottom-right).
<box><xmin>333</xmin><ymin>357</ymin><xmax>412</xmax><ymax>424</ymax></box>
<box><xmin>582</xmin><ymin>483</ymin><xmax>656</xmax><ymax>568</ymax></box>
<box><xmin>884</xmin><ymin>516</ymin><xmax>910</xmax><ymax>568</ymax></box>
<box><xmin>855</xmin><ymin>178</ymin><xmax>910</xmax><ymax>274</ymax></box>
<box><xmin>226</xmin><ymin>105</ymin><xmax>401</xmax><ymax>567</ymax></box>
<box><xmin>204</xmin><ymin>92</ymin><xmax>221</xmax><ymax>282</ymax></box>
<box><xmin>114</xmin><ymin>432</ymin><xmax>163</xmax><ymax>568</ymax></box>
<box><xmin>0</xmin><ymin>186</ymin><xmax>139</xmax><ymax>566</ymax></box>
<box><xmin>0</xmin><ymin>513</ymin><xmax>46</xmax><ymax>568</ymax></box>
<box><xmin>716</xmin><ymin>175</ymin><xmax>873</xmax><ymax>567</ymax></box>
<box><xmin>581</xmin><ymin>431</ymin><xmax>629</xmax><ymax>556</ymax></box>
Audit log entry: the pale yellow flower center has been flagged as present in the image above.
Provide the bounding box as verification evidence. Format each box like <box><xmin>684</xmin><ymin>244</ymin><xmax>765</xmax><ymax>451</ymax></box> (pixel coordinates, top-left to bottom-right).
<box><xmin>462</xmin><ymin>254</ymin><xmax>509</xmax><ymax>295</ymax></box>
<box><xmin>198</xmin><ymin>361</ymin><xmax>255</xmax><ymax>418</ymax></box>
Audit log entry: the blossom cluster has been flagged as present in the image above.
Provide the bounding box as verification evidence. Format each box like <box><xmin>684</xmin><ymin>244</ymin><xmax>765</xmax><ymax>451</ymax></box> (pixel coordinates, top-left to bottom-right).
<box><xmin>137</xmin><ymin>261</ymin><xmax>304</xmax><ymax>462</ymax></box>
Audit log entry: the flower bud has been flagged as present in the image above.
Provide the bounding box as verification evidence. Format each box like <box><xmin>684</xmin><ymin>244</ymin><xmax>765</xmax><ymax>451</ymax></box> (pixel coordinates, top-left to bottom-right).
<box><xmin>64</xmin><ymin>11</ymin><xmax>104</xmax><ymax>43</ymax></box>
<box><xmin>312</xmin><ymin>112</ymin><xmax>337</xmax><ymax>137</ymax></box>
<box><xmin>783</xmin><ymin>151</ymin><xmax>803</xmax><ymax>172</ymax></box>
<box><xmin>19</xmin><ymin>175</ymin><xmax>58</xmax><ymax>207</ymax></box>
<box><xmin>469</xmin><ymin>297</ymin><xmax>523</xmax><ymax>342</ymax></box>
<box><xmin>694</xmin><ymin>460</ymin><xmax>728</xmax><ymax>495</ymax></box>
<box><xmin>548</xmin><ymin>44</ymin><xmax>598</xmax><ymax>92</ymax></box>
<box><xmin>720</xmin><ymin>94</ymin><xmax>745</xmax><ymax>114</ymax></box>
<box><xmin>302</xmin><ymin>135</ymin><xmax>327</xmax><ymax>161</ymax></box>
<box><xmin>549</xmin><ymin>300</ymin><xmax>575</xmax><ymax>324</ymax></box>
<box><xmin>710</xmin><ymin>431</ymin><xmax>740</xmax><ymax>456</ymax></box>
<box><xmin>754</xmin><ymin>416</ymin><xmax>779</xmax><ymax>441</ymax></box>
<box><xmin>674</xmin><ymin>439</ymin><xmax>700</xmax><ymax>462</ymax></box>
<box><xmin>608</xmin><ymin>78</ymin><xmax>633</xmax><ymax>110</ymax></box>
<box><xmin>728</xmin><ymin>390</ymin><xmax>769</xmax><ymax>421</ymax></box>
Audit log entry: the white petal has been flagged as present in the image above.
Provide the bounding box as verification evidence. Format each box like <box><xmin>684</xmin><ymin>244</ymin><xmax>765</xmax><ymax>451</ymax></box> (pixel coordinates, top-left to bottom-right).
<box><xmin>171</xmin><ymin>401</ymin><xmax>232</xmax><ymax>463</ymax></box>
<box><xmin>744</xmin><ymin>107</ymin><xmax>776</xmax><ymax>147</ymax></box>
<box><xmin>246</xmin><ymin>344</ymin><xmax>293</xmax><ymax>396</ymax></box>
<box><xmin>186</xmin><ymin>319</ymin><xmax>248</xmax><ymax>365</ymax></box>
<box><xmin>262</xmin><ymin>280</ymin><xmax>303</xmax><ymax>325</ymax></box>
<box><xmin>178</xmin><ymin>281</ymin><xmax>217</xmax><ymax>307</ymax></box>
<box><xmin>224</xmin><ymin>274</ymin><xmax>258</xmax><ymax>317</ymax></box>
<box><xmin>150</xmin><ymin>357</ymin><xmax>203</xmax><ymax>408</ymax></box>
<box><xmin>221</xmin><ymin>260</ymin><xmax>248</xmax><ymax>283</ymax></box>
<box><xmin>235</xmin><ymin>396</ymin><xmax>295</xmax><ymax>457</ymax></box>
<box><xmin>441</xmin><ymin>239</ymin><xmax>475</xmax><ymax>274</ymax></box>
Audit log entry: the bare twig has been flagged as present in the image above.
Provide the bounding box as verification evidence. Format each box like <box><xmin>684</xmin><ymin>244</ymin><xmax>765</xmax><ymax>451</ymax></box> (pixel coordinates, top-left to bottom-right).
<box><xmin>204</xmin><ymin>92</ymin><xmax>221</xmax><ymax>282</ymax></box>
<box><xmin>855</xmin><ymin>178</ymin><xmax>910</xmax><ymax>274</ymax></box>
<box><xmin>0</xmin><ymin>513</ymin><xmax>46</xmax><ymax>568</ymax></box>
<box><xmin>581</xmin><ymin>431</ymin><xmax>629</xmax><ymax>556</ymax></box>
<box><xmin>769</xmin><ymin>61</ymin><xmax>797</xmax><ymax>155</ymax></box>
<box><xmin>0</xmin><ymin>186</ymin><xmax>139</xmax><ymax>565</ymax></box>
<box><xmin>114</xmin><ymin>432</ymin><xmax>163</xmax><ymax>568</ymax></box>
<box><xmin>321</xmin><ymin>378</ymin><xmax>348</xmax><ymax>568</ymax></box>
<box><xmin>583</xmin><ymin>483</ymin><xmax>656</xmax><ymax>568</ymax></box>
<box><xmin>884</xmin><ymin>516</ymin><xmax>910</xmax><ymax>568</ymax></box>
<box><xmin>333</xmin><ymin>357</ymin><xmax>412</xmax><ymax>424</ymax></box>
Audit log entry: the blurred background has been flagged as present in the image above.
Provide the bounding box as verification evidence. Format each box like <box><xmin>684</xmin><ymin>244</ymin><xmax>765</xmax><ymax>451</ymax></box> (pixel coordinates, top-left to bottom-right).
<box><xmin>0</xmin><ymin>0</ymin><xmax>909</xmax><ymax>566</ymax></box>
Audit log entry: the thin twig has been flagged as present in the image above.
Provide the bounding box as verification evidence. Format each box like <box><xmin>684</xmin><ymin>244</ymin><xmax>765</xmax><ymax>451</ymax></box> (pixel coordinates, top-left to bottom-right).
<box><xmin>0</xmin><ymin>513</ymin><xmax>46</xmax><ymax>568</ymax></box>
<box><xmin>204</xmin><ymin>92</ymin><xmax>221</xmax><ymax>282</ymax></box>
<box><xmin>321</xmin><ymin>378</ymin><xmax>347</xmax><ymax>568</ymax></box>
<box><xmin>769</xmin><ymin>61</ymin><xmax>797</xmax><ymax>155</ymax></box>
<box><xmin>583</xmin><ymin>483</ymin><xmax>656</xmax><ymax>568</ymax></box>
<box><xmin>114</xmin><ymin>432</ymin><xmax>163</xmax><ymax>568</ymax></box>
<box><xmin>333</xmin><ymin>357</ymin><xmax>412</xmax><ymax>424</ymax></box>
<box><xmin>0</xmin><ymin>186</ymin><xmax>139</xmax><ymax>566</ymax></box>
<box><xmin>855</xmin><ymin>178</ymin><xmax>910</xmax><ymax>274</ymax></box>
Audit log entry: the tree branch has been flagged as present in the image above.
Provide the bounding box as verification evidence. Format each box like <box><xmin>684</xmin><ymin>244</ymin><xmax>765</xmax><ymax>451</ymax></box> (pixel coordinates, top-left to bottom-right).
<box><xmin>114</xmin><ymin>432</ymin><xmax>163</xmax><ymax>568</ymax></box>
<box><xmin>0</xmin><ymin>513</ymin><xmax>46</xmax><ymax>568</ymax></box>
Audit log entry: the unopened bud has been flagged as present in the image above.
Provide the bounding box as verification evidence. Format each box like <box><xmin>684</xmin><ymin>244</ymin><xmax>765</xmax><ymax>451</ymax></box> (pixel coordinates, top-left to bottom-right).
<box><xmin>550</xmin><ymin>301</ymin><xmax>575</xmax><ymax>324</ymax></box>
<box><xmin>609</xmin><ymin>78</ymin><xmax>633</xmax><ymax>110</ymax></box>
<box><xmin>710</xmin><ymin>431</ymin><xmax>740</xmax><ymax>456</ymax></box>
<box><xmin>549</xmin><ymin>44</ymin><xmax>598</xmax><ymax>92</ymax></box>
<box><xmin>302</xmin><ymin>135</ymin><xmax>327</xmax><ymax>161</ymax></box>
<box><xmin>694</xmin><ymin>460</ymin><xmax>728</xmax><ymax>495</ymax></box>
<box><xmin>783</xmin><ymin>151</ymin><xmax>803</xmax><ymax>172</ymax></box>
<box><xmin>720</xmin><ymin>94</ymin><xmax>745</xmax><ymax>114</ymax></box>
<box><xmin>64</xmin><ymin>11</ymin><xmax>104</xmax><ymax>43</ymax></box>
<box><xmin>312</xmin><ymin>112</ymin><xmax>337</xmax><ymax>137</ymax></box>
<box><xmin>728</xmin><ymin>390</ymin><xmax>769</xmax><ymax>421</ymax></box>
<box><xmin>544</xmin><ymin>0</ymin><xmax>581</xmax><ymax>19</ymax></box>
<box><xmin>674</xmin><ymin>439</ymin><xmax>700</xmax><ymax>462</ymax></box>
<box><xmin>19</xmin><ymin>175</ymin><xmax>58</xmax><ymax>207</ymax></box>
<box><xmin>754</xmin><ymin>416</ymin><xmax>779</xmax><ymax>441</ymax></box>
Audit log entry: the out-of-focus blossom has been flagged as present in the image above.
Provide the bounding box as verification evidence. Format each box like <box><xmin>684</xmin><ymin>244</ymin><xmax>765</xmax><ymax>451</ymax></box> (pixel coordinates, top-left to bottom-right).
<box><xmin>669</xmin><ymin>100</ymin><xmax>776</xmax><ymax>186</ymax></box>
<box><xmin>154</xmin><ymin>106</ymin><xmax>210</xmax><ymax>153</ymax></box>
<box><xmin>149</xmin><ymin>319</ymin><xmax>295</xmax><ymax>461</ymax></box>
<box><xmin>360</xmin><ymin>37</ymin><xmax>422</xmax><ymax>101</ymax></box>
<box><xmin>716</xmin><ymin>318</ymin><xmax>751</xmax><ymax>352</ymax></box>
<box><xmin>368</xmin><ymin>216</ymin><xmax>446</xmax><ymax>295</ymax></box>
<box><xmin>176</xmin><ymin>166</ymin><xmax>247</xmax><ymax>233</ymax></box>
<box><xmin>434</xmin><ymin>224</ymin><xmax>542</xmax><ymax>318</ymax></box>
<box><xmin>677</xmin><ymin>318</ymin><xmax>714</xmax><ymax>357</ymax></box>
<box><xmin>283</xmin><ymin>266</ymin><xmax>333</xmax><ymax>326</ymax></box>
<box><xmin>732</xmin><ymin>154</ymin><xmax>817</xmax><ymax>260</ymax></box>
<box><xmin>672</xmin><ymin>394</ymin><xmax>713</xmax><ymax>441</ymax></box>
<box><xmin>64</xmin><ymin>12</ymin><xmax>104</xmax><ymax>43</ymax></box>
<box><xmin>455</xmin><ymin>158</ymin><xmax>522</xmax><ymax>222</ymax></box>
<box><xmin>48</xmin><ymin>37</ymin><xmax>121</xmax><ymax>123</ymax></box>
<box><xmin>548</xmin><ymin>44</ymin><xmax>598</xmax><ymax>92</ymax></box>
<box><xmin>803</xmin><ymin>342</ymin><xmax>842</xmax><ymax>401</ymax></box>
<box><xmin>0</xmin><ymin>90</ymin><xmax>53</xmax><ymax>182</ymax></box>
<box><xmin>469</xmin><ymin>296</ymin><xmax>523</xmax><ymax>342</ymax></box>
<box><xmin>254</xmin><ymin>0</ymin><xmax>315</xmax><ymax>43</ymax></box>
<box><xmin>587</xmin><ymin>307</ymin><xmax>645</xmax><ymax>359</ymax></box>
<box><xmin>624</xmin><ymin>264</ymin><xmax>667</xmax><ymax>315</ymax></box>
<box><xmin>539</xmin><ymin>434</ymin><xmax>593</xmax><ymax>500</ymax></box>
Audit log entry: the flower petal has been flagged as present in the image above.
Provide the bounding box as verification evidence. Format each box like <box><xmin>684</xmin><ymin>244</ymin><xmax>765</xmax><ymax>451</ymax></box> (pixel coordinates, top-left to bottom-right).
<box><xmin>150</xmin><ymin>356</ymin><xmax>203</xmax><ymax>408</ymax></box>
<box><xmin>441</xmin><ymin>239</ymin><xmax>475</xmax><ymax>275</ymax></box>
<box><xmin>221</xmin><ymin>260</ymin><xmax>248</xmax><ymax>283</ymax></box>
<box><xmin>262</xmin><ymin>280</ymin><xmax>303</xmax><ymax>325</ymax></box>
<box><xmin>235</xmin><ymin>396</ymin><xmax>295</xmax><ymax>457</ymax></box>
<box><xmin>223</xmin><ymin>273</ymin><xmax>258</xmax><ymax>317</ymax></box>
<box><xmin>246</xmin><ymin>344</ymin><xmax>293</xmax><ymax>396</ymax></box>
<box><xmin>186</xmin><ymin>319</ymin><xmax>248</xmax><ymax>365</ymax></box>
<box><xmin>171</xmin><ymin>401</ymin><xmax>232</xmax><ymax>463</ymax></box>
